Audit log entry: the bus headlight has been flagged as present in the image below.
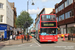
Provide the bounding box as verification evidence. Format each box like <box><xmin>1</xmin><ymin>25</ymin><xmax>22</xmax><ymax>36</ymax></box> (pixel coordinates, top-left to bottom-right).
<box><xmin>55</xmin><ymin>37</ymin><xmax>56</xmax><ymax>39</ymax></box>
<box><xmin>42</xmin><ymin>37</ymin><xmax>44</xmax><ymax>39</ymax></box>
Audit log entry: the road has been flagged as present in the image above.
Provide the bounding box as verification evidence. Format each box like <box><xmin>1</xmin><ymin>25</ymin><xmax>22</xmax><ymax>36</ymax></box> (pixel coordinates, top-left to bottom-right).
<box><xmin>0</xmin><ymin>38</ymin><xmax>75</xmax><ymax>50</ymax></box>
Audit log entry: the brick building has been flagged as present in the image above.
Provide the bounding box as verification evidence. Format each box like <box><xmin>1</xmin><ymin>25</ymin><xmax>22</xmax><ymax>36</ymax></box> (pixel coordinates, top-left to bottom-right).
<box><xmin>55</xmin><ymin>0</ymin><xmax>75</xmax><ymax>35</ymax></box>
<box><xmin>50</xmin><ymin>9</ymin><xmax>56</xmax><ymax>14</ymax></box>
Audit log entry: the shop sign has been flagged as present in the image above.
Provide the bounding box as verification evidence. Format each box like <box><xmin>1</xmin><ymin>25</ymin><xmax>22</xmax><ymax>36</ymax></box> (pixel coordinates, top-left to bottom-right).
<box><xmin>0</xmin><ymin>25</ymin><xmax>6</xmax><ymax>27</ymax></box>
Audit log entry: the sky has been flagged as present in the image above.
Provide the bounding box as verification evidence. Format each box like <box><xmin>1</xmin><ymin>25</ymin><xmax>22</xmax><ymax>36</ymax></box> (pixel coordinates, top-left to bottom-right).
<box><xmin>8</xmin><ymin>0</ymin><xmax>62</xmax><ymax>28</ymax></box>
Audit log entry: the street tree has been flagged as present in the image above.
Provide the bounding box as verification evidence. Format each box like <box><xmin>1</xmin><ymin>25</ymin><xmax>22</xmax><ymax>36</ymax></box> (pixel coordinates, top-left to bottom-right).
<box><xmin>16</xmin><ymin>11</ymin><xmax>33</xmax><ymax>33</ymax></box>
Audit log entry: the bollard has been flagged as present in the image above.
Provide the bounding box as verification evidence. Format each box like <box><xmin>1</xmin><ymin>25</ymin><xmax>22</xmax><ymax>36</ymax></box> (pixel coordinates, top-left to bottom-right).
<box><xmin>63</xmin><ymin>36</ymin><xmax>65</xmax><ymax>41</ymax></box>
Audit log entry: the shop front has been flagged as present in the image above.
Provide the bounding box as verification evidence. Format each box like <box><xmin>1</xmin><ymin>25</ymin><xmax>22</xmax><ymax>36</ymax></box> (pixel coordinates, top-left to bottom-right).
<box><xmin>0</xmin><ymin>24</ymin><xmax>7</xmax><ymax>39</ymax></box>
<box><xmin>60</xmin><ymin>25</ymin><xmax>66</xmax><ymax>34</ymax></box>
<box><xmin>67</xmin><ymin>23</ymin><xmax>75</xmax><ymax>37</ymax></box>
<box><xmin>7</xmin><ymin>25</ymin><xmax>14</xmax><ymax>40</ymax></box>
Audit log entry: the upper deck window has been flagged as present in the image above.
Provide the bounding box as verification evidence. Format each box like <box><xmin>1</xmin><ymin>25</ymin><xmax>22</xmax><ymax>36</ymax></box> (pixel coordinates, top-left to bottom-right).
<box><xmin>41</xmin><ymin>15</ymin><xmax>56</xmax><ymax>21</ymax></box>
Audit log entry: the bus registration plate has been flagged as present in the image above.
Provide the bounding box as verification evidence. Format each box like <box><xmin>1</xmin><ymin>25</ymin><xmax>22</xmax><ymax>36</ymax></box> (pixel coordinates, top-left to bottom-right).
<box><xmin>48</xmin><ymin>40</ymin><xmax>51</xmax><ymax>42</ymax></box>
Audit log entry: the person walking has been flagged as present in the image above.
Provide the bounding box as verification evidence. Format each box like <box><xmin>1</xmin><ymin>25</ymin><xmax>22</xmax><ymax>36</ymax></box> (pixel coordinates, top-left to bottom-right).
<box><xmin>1</xmin><ymin>34</ymin><xmax>4</xmax><ymax>41</ymax></box>
<box><xmin>13</xmin><ymin>34</ymin><xmax>15</xmax><ymax>40</ymax></box>
<box><xmin>27</xmin><ymin>33</ymin><xmax>30</xmax><ymax>41</ymax></box>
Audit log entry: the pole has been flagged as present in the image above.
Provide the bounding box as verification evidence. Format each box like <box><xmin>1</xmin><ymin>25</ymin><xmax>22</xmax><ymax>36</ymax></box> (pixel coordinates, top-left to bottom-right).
<box><xmin>27</xmin><ymin>0</ymin><xmax>29</xmax><ymax>34</ymax></box>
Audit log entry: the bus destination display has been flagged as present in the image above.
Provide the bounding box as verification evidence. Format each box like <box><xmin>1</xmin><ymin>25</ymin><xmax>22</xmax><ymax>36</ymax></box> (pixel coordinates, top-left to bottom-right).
<box><xmin>41</xmin><ymin>22</ymin><xmax>56</xmax><ymax>27</ymax></box>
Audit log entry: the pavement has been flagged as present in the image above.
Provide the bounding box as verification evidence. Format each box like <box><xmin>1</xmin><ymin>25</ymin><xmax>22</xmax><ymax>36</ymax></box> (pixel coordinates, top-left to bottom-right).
<box><xmin>0</xmin><ymin>39</ymin><xmax>32</xmax><ymax>46</ymax></box>
<box><xmin>65</xmin><ymin>38</ymin><xmax>75</xmax><ymax>43</ymax></box>
<box><xmin>58</xmin><ymin>37</ymin><xmax>75</xmax><ymax>43</ymax></box>
<box><xmin>0</xmin><ymin>37</ymin><xmax>75</xmax><ymax>50</ymax></box>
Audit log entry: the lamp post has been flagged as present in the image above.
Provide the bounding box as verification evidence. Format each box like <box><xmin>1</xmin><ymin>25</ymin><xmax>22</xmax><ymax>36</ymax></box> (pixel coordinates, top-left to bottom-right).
<box><xmin>27</xmin><ymin>0</ymin><xmax>34</xmax><ymax>33</ymax></box>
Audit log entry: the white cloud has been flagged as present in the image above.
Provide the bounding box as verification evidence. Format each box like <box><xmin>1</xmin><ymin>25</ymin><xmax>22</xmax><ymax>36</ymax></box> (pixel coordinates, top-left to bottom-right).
<box><xmin>28</xmin><ymin>9</ymin><xmax>41</xmax><ymax>15</ymax></box>
<box><xmin>41</xmin><ymin>0</ymin><xmax>61</xmax><ymax>2</ymax></box>
<box><xmin>42</xmin><ymin>0</ymin><xmax>48</xmax><ymax>2</ymax></box>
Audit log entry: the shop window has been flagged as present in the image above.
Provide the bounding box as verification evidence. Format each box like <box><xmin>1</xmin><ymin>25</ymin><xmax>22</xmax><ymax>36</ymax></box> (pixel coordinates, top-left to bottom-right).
<box><xmin>0</xmin><ymin>30</ymin><xmax>4</xmax><ymax>38</ymax></box>
<box><xmin>61</xmin><ymin>28</ymin><xmax>64</xmax><ymax>34</ymax></box>
<box><xmin>67</xmin><ymin>27</ymin><xmax>75</xmax><ymax>34</ymax></box>
<box><xmin>0</xmin><ymin>3</ymin><xmax>3</xmax><ymax>8</ymax></box>
<box><xmin>63</xmin><ymin>28</ymin><xmax>66</xmax><ymax>34</ymax></box>
<box><xmin>0</xmin><ymin>15</ymin><xmax>3</xmax><ymax>22</ymax></box>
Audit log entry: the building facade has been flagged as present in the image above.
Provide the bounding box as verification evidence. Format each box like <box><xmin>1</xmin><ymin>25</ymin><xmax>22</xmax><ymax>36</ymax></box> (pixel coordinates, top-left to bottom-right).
<box><xmin>55</xmin><ymin>0</ymin><xmax>75</xmax><ymax>35</ymax></box>
<box><xmin>0</xmin><ymin>0</ymin><xmax>14</xmax><ymax>39</ymax></box>
<box><xmin>9</xmin><ymin>2</ymin><xmax>17</xmax><ymax>33</ymax></box>
<box><xmin>50</xmin><ymin>9</ymin><xmax>56</xmax><ymax>14</ymax></box>
<box><xmin>9</xmin><ymin>2</ymin><xmax>17</xmax><ymax>28</ymax></box>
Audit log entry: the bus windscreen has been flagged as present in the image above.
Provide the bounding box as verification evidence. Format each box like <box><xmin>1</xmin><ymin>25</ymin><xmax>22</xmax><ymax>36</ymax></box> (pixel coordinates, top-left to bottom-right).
<box><xmin>40</xmin><ymin>28</ymin><xmax>56</xmax><ymax>35</ymax></box>
<box><xmin>41</xmin><ymin>15</ymin><xmax>56</xmax><ymax>21</ymax></box>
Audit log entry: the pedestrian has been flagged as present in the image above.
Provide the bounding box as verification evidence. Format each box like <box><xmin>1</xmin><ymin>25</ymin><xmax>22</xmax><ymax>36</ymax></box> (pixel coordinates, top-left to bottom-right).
<box><xmin>13</xmin><ymin>33</ymin><xmax>15</xmax><ymax>40</ymax></box>
<box><xmin>27</xmin><ymin>33</ymin><xmax>30</xmax><ymax>41</ymax></box>
<box><xmin>1</xmin><ymin>34</ymin><xmax>4</xmax><ymax>41</ymax></box>
<box><xmin>24</xmin><ymin>35</ymin><xmax>26</xmax><ymax>40</ymax></box>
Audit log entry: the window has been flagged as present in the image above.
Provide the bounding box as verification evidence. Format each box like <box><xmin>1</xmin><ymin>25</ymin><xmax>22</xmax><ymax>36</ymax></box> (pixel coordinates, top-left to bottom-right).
<box><xmin>59</xmin><ymin>14</ymin><xmax>64</xmax><ymax>21</ymax></box>
<box><xmin>69</xmin><ymin>0</ymin><xmax>73</xmax><ymax>5</ymax></box>
<box><xmin>0</xmin><ymin>15</ymin><xmax>3</xmax><ymax>22</ymax></box>
<box><xmin>56</xmin><ymin>17</ymin><xmax>58</xmax><ymax>22</ymax></box>
<box><xmin>65</xmin><ymin>0</ymin><xmax>73</xmax><ymax>7</ymax></box>
<box><xmin>67</xmin><ymin>27</ymin><xmax>75</xmax><ymax>33</ymax></box>
<box><xmin>56</xmin><ymin>8</ymin><xmax>58</xmax><ymax>13</ymax></box>
<box><xmin>58</xmin><ymin>4</ymin><xmax>64</xmax><ymax>12</ymax></box>
<box><xmin>0</xmin><ymin>30</ymin><xmax>4</xmax><ymax>38</ymax></box>
<box><xmin>65</xmin><ymin>1</ymin><xmax>68</xmax><ymax>7</ymax></box>
<box><xmin>40</xmin><ymin>28</ymin><xmax>56</xmax><ymax>35</ymax></box>
<box><xmin>0</xmin><ymin>3</ymin><xmax>3</xmax><ymax>8</ymax></box>
<box><xmin>65</xmin><ymin>10</ymin><xmax>74</xmax><ymax>19</ymax></box>
<box><xmin>41</xmin><ymin>15</ymin><xmax>56</xmax><ymax>21</ymax></box>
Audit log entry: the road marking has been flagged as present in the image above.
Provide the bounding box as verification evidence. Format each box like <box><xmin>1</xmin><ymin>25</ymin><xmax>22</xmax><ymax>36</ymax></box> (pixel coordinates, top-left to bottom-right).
<box><xmin>32</xmin><ymin>37</ymin><xmax>41</xmax><ymax>47</ymax></box>
<box><xmin>18</xmin><ymin>44</ymin><xmax>25</xmax><ymax>46</ymax></box>
<box><xmin>30</xmin><ymin>44</ymin><xmax>32</xmax><ymax>46</ymax></box>
<box><xmin>34</xmin><ymin>41</ymin><xmax>41</xmax><ymax>47</ymax></box>
<box><xmin>63</xmin><ymin>42</ymin><xmax>75</xmax><ymax>44</ymax></box>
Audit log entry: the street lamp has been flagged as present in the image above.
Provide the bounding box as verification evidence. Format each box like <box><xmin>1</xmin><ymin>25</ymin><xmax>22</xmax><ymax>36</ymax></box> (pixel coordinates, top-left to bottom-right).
<box><xmin>27</xmin><ymin>0</ymin><xmax>34</xmax><ymax>33</ymax></box>
<box><xmin>32</xmin><ymin>0</ymin><xmax>35</xmax><ymax>5</ymax></box>
<box><xmin>27</xmin><ymin>0</ymin><xmax>34</xmax><ymax>12</ymax></box>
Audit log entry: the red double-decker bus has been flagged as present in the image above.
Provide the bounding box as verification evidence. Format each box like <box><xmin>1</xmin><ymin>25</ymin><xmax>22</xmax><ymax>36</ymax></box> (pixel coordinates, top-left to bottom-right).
<box><xmin>36</xmin><ymin>14</ymin><xmax>58</xmax><ymax>42</ymax></box>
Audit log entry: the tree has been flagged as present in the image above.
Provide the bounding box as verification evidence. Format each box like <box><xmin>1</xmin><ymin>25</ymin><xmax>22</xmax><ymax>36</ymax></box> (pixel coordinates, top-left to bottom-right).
<box><xmin>16</xmin><ymin>11</ymin><xmax>33</xmax><ymax>33</ymax></box>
